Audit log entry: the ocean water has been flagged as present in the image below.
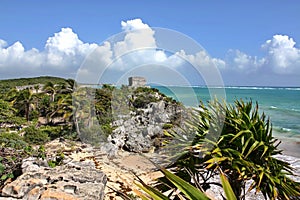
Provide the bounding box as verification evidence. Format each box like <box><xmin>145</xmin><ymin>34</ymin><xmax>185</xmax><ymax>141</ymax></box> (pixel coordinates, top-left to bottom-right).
<box><xmin>153</xmin><ymin>86</ymin><xmax>300</xmax><ymax>142</ymax></box>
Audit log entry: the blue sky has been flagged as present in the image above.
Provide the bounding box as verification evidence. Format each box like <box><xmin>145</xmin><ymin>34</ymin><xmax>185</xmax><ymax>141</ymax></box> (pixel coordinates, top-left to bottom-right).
<box><xmin>1</xmin><ymin>0</ymin><xmax>300</xmax><ymax>86</ymax></box>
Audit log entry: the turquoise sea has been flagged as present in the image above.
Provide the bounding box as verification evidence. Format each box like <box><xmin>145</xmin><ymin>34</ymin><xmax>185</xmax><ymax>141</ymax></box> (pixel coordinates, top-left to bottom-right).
<box><xmin>152</xmin><ymin>86</ymin><xmax>300</xmax><ymax>142</ymax></box>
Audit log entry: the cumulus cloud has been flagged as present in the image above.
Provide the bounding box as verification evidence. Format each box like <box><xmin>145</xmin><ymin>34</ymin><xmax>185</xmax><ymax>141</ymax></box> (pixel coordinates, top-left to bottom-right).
<box><xmin>262</xmin><ymin>34</ymin><xmax>300</xmax><ymax>74</ymax></box>
<box><xmin>114</xmin><ymin>19</ymin><xmax>156</xmax><ymax>58</ymax></box>
<box><xmin>224</xmin><ymin>49</ymin><xmax>265</xmax><ymax>73</ymax></box>
<box><xmin>0</xmin><ymin>28</ymin><xmax>97</xmax><ymax>78</ymax></box>
<box><xmin>121</xmin><ymin>18</ymin><xmax>151</xmax><ymax>31</ymax></box>
<box><xmin>221</xmin><ymin>35</ymin><xmax>300</xmax><ymax>75</ymax></box>
<box><xmin>0</xmin><ymin>40</ymin><xmax>42</xmax><ymax>76</ymax></box>
<box><xmin>44</xmin><ymin>27</ymin><xmax>97</xmax><ymax>69</ymax></box>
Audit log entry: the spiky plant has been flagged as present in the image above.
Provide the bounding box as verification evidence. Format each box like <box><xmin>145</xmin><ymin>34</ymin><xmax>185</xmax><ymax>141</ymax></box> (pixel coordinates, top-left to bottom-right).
<box><xmin>134</xmin><ymin>166</ymin><xmax>236</xmax><ymax>200</ymax></box>
<box><xmin>162</xmin><ymin>99</ymin><xmax>300</xmax><ymax>199</ymax></box>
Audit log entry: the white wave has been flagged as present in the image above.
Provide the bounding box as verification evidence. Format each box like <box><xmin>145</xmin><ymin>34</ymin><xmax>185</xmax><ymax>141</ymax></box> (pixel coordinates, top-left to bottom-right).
<box><xmin>285</xmin><ymin>88</ymin><xmax>300</xmax><ymax>91</ymax></box>
<box><xmin>222</xmin><ymin>86</ymin><xmax>300</xmax><ymax>91</ymax></box>
<box><xmin>291</xmin><ymin>108</ymin><xmax>300</xmax><ymax>112</ymax></box>
<box><xmin>282</xmin><ymin>127</ymin><xmax>292</xmax><ymax>132</ymax></box>
<box><xmin>156</xmin><ymin>85</ymin><xmax>300</xmax><ymax>91</ymax></box>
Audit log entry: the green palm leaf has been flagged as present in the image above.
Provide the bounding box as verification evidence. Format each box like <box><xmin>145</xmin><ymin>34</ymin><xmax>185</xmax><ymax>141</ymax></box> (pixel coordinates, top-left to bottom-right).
<box><xmin>161</xmin><ymin>168</ymin><xmax>210</xmax><ymax>200</ymax></box>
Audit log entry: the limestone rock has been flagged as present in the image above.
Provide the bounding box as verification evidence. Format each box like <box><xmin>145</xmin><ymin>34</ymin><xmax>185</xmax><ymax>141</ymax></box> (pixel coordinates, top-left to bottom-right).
<box><xmin>2</xmin><ymin>159</ymin><xmax>107</xmax><ymax>200</ymax></box>
<box><xmin>110</xmin><ymin>100</ymin><xmax>184</xmax><ymax>153</ymax></box>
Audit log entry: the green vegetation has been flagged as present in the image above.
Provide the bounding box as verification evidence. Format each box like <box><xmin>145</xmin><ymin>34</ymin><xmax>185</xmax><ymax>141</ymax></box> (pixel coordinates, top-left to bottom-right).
<box><xmin>135</xmin><ymin>167</ymin><xmax>236</xmax><ymax>200</ymax></box>
<box><xmin>0</xmin><ymin>76</ymin><xmax>67</xmax><ymax>97</ymax></box>
<box><xmin>47</xmin><ymin>152</ymin><xmax>65</xmax><ymax>168</ymax></box>
<box><xmin>161</xmin><ymin>100</ymin><xmax>300</xmax><ymax>199</ymax></box>
<box><xmin>131</xmin><ymin>87</ymin><xmax>161</xmax><ymax>108</ymax></box>
<box><xmin>162</xmin><ymin>123</ymin><xmax>173</xmax><ymax>130</ymax></box>
<box><xmin>0</xmin><ymin>77</ymin><xmax>76</xmax><ymax>187</ymax></box>
<box><xmin>23</xmin><ymin>126</ymin><xmax>50</xmax><ymax>144</ymax></box>
<box><xmin>0</xmin><ymin>132</ymin><xmax>27</xmax><ymax>149</ymax></box>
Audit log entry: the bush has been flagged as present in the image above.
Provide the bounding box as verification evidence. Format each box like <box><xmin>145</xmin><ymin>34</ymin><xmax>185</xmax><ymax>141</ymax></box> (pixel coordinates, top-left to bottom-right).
<box><xmin>39</xmin><ymin>126</ymin><xmax>64</xmax><ymax>140</ymax></box>
<box><xmin>24</xmin><ymin>126</ymin><xmax>49</xmax><ymax>145</ymax></box>
<box><xmin>0</xmin><ymin>132</ymin><xmax>27</xmax><ymax>149</ymax></box>
<box><xmin>132</xmin><ymin>94</ymin><xmax>159</xmax><ymax>108</ymax></box>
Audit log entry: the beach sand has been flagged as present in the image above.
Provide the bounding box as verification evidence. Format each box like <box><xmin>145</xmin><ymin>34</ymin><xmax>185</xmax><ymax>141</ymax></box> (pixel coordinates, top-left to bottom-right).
<box><xmin>278</xmin><ymin>139</ymin><xmax>300</xmax><ymax>158</ymax></box>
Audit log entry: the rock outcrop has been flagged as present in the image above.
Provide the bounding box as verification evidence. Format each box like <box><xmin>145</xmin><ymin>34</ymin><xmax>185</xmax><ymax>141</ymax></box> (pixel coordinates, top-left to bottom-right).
<box><xmin>1</xmin><ymin>159</ymin><xmax>106</xmax><ymax>200</ymax></box>
<box><xmin>110</xmin><ymin>100</ymin><xmax>184</xmax><ymax>153</ymax></box>
<box><xmin>1</xmin><ymin>139</ymin><xmax>107</xmax><ymax>200</ymax></box>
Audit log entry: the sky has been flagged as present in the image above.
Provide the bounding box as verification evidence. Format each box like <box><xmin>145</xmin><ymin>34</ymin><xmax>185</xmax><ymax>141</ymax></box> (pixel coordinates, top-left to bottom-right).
<box><xmin>1</xmin><ymin>1</ymin><xmax>300</xmax><ymax>86</ymax></box>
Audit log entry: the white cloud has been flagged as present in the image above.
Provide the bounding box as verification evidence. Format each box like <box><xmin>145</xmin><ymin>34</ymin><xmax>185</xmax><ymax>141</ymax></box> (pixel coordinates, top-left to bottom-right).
<box><xmin>262</xmin><ymin>34</ymin><xmax>300</xmax><ymax>74</ymax></box>
<box><xmin>114</xmin><ymin>19</ymin><xmax>156</xmax><ymax>58</ymax></box>
<box><xmin>0</xmin><ymin>18</ymin><xmax>226</xmax><ymax>84</ymax></box>
<box><xmin>176</xmin><ymin>50</ymin><xmax>214</xmax><ymax>68</ymax></box>
<box><xmin>45</xmin><ymin>27</ymin><xmax>97</xmax><ymax>68</ymax></box>
<box><xmin>1</xmin><ymin>18</ymin><xmax>299</xmax><ymax>86</ymax></box>
<box><xmin>121</xmin><ymin>18</ymin><xmax>150</xmax><ymax>31</ymax></box>
<box><xmin>220</xmin><ymin>35</ymin><xmax>300</xmax><ymax>76</ymax></box>
<box><xmin>0</xmin><ymin>41</ymin><xmax>41</xmax><ymax>72</ymax></box>
<box><xmin>0</xmin><ymin>39</ymin><xmax>7</xmax><ymax>48</ymax></box>
<box><xmin>0</xmin><ymin>28</ymin><xmax>97</xmax><ymax>78</ymax></box>
<box><xmin>45</xmin><ymin>28</ymin><xmax>97</xmax><ymax>56</ymax></box>
<box><xmin>224</xmin><ymin>49</ymin><xmax>265</xmax><ymax>73</ymax></box>
<box><xmin>212</xmin><ymin>58</ymin><xmax>226</xmax><ymax>69</ymax></box>
<box><xmin>76</xmin><ymin>41</ymin><xmax>113</xmax><ymax>84</ymax></box>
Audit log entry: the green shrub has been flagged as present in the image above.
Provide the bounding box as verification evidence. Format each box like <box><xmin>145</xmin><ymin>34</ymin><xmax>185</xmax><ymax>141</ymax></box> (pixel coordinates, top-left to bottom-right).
<box><xmin>132</xmin><ymin>94</ymin><xmax>159</xmax><ymax>108</ymax></box>
<box><xmin>0</xmin><ymin>132</ymin><xmax>27</xmax><ymax>149</ymax></box>
<box><xmin>39</xmin><ymin>126</ymin><xmax>63</xmax><ymax>140</ymax></box>
<box><xmin>24</xmin><ymin>126</ymin><xmax>49</xmax><ymax>145</ymax></box>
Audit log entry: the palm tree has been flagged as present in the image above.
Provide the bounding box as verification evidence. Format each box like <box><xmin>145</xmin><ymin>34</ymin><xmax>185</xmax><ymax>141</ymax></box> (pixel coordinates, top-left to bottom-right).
<box><xmin>33</xmin><ymin>84</ymin><xmax>40</xmax><ymax>93</ymax></box>
<box><xmin>47</xmin><ymin>93</ymin><xmax>73</xmax><ymax>124</ymax></box>
<box><xmin>20</xmin><ymin>89</ymin><xmax>37</xmax><ymax>122</ymax></box>
<box><xmin>60</xmin><ymin>79</ymin><xmax>75</xmax><ymax>94</ymax></box>
<box><xmin>43</xmin><ymin>82</ymin><xmax>58</xmax><ymax>102</ymax></box>
<box><xmin>7</xmin><ymin>88</ymin><xmax>37</xmax><ymax>122</ymax></box>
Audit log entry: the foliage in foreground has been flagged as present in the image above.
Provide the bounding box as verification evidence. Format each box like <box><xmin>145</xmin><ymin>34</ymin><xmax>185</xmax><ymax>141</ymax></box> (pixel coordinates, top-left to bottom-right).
<box><xmin>162</xmin><ymin>100</ymin><xmax>300</xmax><ymax>199</ymax></box>
<box><xmin>134</xmin><ymin>166</ymin><xmax>236</xmax><ymax>200</ymax></box>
